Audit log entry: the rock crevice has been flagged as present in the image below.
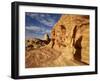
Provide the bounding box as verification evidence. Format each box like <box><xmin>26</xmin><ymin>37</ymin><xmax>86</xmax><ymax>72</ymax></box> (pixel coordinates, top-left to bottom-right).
<box><xmin>49</xmin><ymin>14</ymin><xmax>89</xmax><ymax>64</ymax></box>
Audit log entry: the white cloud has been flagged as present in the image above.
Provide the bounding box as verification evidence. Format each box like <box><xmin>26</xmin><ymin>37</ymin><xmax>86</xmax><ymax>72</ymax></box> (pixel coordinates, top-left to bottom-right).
<box><xmin>37</xmin><ymin>18</ymin><xmax>55</xmax><ymax>27</ymax></box>
<box><xmin>26</xmin><ymin>26</ymin><xmax>50</xmax><ymax>34</ymax></box>
<box><xmin>26</xmin><ymin>13</ymin><xmax>55</xmax><ymax>27</ymax></box>
<box><xmin>26</xmin><ymin>13</ymin><xmax>37</xmax><ymax>17</ymax></box>
<box><xmin>26</xmin><ymin>26</ymin><xmax>40</xmax><ymax>30</ymax></box>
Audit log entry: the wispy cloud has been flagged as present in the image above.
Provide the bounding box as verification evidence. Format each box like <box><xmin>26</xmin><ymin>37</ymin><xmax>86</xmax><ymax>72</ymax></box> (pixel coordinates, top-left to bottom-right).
<box><xmin>26</xmin><ymin>13</ymin><xmax>60</xmax><ymax>27</ymax></box>
<box><xmin>25</xmin><ymin>12</ymin><xmax>61</xmax><ymax>39</ymax></box>
<box><xmin>37</xmin><ymin>17</ymin><xmax>55</xmax><ymax>27</ymax></box>
<box><xmin>26</xmin><ymin>26</ymin><xmax>41</xmax><ymax>32</ymax></box>
<box><xmin>26</xmin><ymin>26</ymin><xmax>51</xmax><ymax>34</ymax></box>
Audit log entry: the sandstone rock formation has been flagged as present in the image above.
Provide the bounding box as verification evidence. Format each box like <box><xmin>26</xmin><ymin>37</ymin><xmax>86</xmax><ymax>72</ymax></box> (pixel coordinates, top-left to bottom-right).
<box><xmin>25</xmin><ymin>14</ymin><xmax>89</xmax><ymax>68</ymax></box>
<box><xmin>49</xmin><ymin>14</ymin><xmax>89</xmax><ymax>64</ymax></box>
<box><xmin>25</xmin><ymin>38</ymin><xmax>50</xmax><ymax>51</ymax></box>
<box><xmin>44</xmin><ymin>33</ymin><xmax>50</xmax><ymax>42</ymax></box>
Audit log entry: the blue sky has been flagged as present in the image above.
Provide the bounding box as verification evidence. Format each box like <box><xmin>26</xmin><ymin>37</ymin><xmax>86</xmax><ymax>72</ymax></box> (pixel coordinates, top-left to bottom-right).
<box><xmin>25</xmin><ymin>12</ymin><xmax>61</xmax><ymax>39</ymax></box>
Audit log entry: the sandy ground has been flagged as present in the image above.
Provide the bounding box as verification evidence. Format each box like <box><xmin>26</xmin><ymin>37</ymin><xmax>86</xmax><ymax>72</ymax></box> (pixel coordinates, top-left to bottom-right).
<box><xmin>25</xmin><ymin>47</ymin><xmax>87</xmax><ymax>68</ymax></box>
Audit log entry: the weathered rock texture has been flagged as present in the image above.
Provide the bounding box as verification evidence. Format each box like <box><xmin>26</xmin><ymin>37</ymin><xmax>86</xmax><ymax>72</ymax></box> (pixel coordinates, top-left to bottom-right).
<box><xmin>25</xmin><ymin>14</ymin><xmax>89</xmax><ymax>68</ymax></box>
<box><xmin>49</xmin><ymin>14</ymin><xmax>89</xmax><ymax>64</ymax></box>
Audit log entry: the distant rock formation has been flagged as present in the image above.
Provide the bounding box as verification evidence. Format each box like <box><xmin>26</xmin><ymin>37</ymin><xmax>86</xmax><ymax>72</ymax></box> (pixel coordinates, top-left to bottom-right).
<box><xmin>44</xmin><ymin>33</ymin><xmax>50</xmax><ymax>42</ymax></box>
<box><xmin>48</xmin><ymin>14</ymin><xmax>89</xmax><ymax>64</ymax></box>
<box><xmin>25</xmin><ymin>38</ymin><xmax>50</xmax><ymax>51</ymax></box>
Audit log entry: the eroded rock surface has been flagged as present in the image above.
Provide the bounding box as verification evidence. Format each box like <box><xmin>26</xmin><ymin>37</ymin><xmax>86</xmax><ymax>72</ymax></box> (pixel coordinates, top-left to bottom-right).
<box><xmin>49</xmin><ymin>15</ymin><xmax>89</xmax><ymax>64</ymax></box>
<box><xmin>25</xmin><ymin>14</ymin><xmax>89</xmax><ymax>68</ymax></box>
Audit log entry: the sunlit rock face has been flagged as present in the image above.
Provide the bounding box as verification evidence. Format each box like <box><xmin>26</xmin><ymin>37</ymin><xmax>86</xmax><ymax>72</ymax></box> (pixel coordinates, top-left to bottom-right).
<box><xmin>50</xmin><ymin>14</ymin><xmax>89</xmax><ymax>64</ymax></box>
<box><xmin>25</xmin><ymin>14</ymin><xmax>89</xmax><ymax>68</ymax></box>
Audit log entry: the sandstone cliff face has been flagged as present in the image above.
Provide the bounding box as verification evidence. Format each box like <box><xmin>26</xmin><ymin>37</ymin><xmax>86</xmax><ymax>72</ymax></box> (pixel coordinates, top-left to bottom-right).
<box><xmin>25</xmin><ymin>14</ymin><xmax>89</xmax><ymax>68</ymax></box>
<box><xmin>49</xmin><ymin>14</ymin><xmax>89</xmax><ymax>64</ymax></box>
